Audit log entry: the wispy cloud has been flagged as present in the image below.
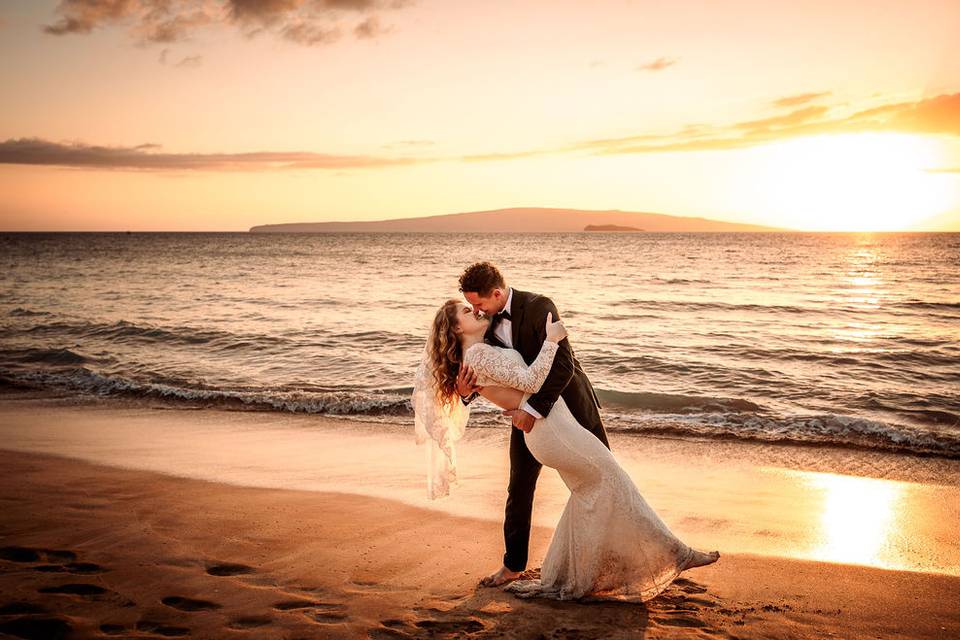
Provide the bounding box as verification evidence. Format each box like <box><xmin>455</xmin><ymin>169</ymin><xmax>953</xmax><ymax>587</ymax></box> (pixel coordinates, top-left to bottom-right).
<box><xmin>733</xmin><ymin>106</ymin><xmax>830</xmax><ymax>132</ymax></box>
<box><xmin>636</xmin><ymin>57</ymin><xmax>676</xmax><ymax>72</ymax></box>
<box><xmin>772</xmin><ymin>91</ymin><xmax>832</xmax><ymax>109</ymax></box>
<box><xmin>42</xmin><ymin>0</ymin><xmax>411</xmax><ymax>46</ymax></box>
<box><xmin>158</xmin><ymin>48</ymin><xmax>203</xmax><ymax>68</ymax></box>
<box><xmin>570</xmin><ymin>92</ymin><xmax>960</xmax><ymax>155</ymax></box>
<box><xmin>0</xmin><ymin>138</ymin><xmax>424</xmax><ymax>171</ymax></box>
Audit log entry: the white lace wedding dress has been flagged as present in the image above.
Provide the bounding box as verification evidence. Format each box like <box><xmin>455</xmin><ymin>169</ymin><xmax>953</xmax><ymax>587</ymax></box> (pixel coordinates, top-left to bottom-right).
<box><xmin>463</xmin><ymin>341</ymin><xmax>696</xmax><ymax>602</ymax></box>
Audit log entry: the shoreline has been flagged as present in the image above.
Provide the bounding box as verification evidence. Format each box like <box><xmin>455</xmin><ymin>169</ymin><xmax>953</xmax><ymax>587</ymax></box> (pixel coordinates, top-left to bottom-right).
<box><xmin>3</xmin><ymin>370</ymin><xmax>957</xmax><ymax>460</ymax></box>
<box><xmin>3</xmin><ymin>385</ymin><xmax>958</xmax><ymax>469</ymax></box>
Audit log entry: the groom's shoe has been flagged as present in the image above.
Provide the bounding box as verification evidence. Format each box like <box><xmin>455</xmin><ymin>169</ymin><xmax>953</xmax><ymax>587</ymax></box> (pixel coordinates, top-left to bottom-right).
<box><xmin>479</xmin><ymin>565</ymin><xmax>522</xmax><ymax>588</ymax></box>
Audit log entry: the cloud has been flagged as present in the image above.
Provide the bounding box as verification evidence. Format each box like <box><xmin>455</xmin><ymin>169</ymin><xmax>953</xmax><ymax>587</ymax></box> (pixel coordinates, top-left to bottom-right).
<box><xmin>636</xmin><ymin>57</ymin><xmax>676</xmax><ymax>72</ymax></box>
<box><xmin>354</xmin><ymin>15</ymin><xmax>388</xmax><ymax>39</ymax></box>
<box><xmin>772</xmin><ymin>91</ymin><xmax>831</xmax><ymax>109</ymax></box>
<box><xmin>569</xmin><ymin>92</ymin><xmax>960</xmax><ymax>155</ymax></box>
<box><xmin>174</xmin><ymin>54</ymin><xmax>203</xmax><ymax>67</ymax></box>
<box><xmin>281</xmin><ymin>19</ymin><xmax>341</xmax><ymax>45</ymax></box>
<box><xmin>43</xmin><ymin>0</ymin><xmax>135</xmax><ymax>35</ymax></box>
<box><xmin>0</xmin><ymin>137</ymin><xmax>424</xmax><ymax>171</ymax></box>
<box><xmin>158</xmin><ymin>48</ymin><xmax>203</xmax><ymax>67</ymax></box>
<box><xmin>42</xmin><ymin>0</ymin><xmax>409</xmax><ymax>46</ymax></box>
<box><xmin>733</xmin><ymin>106</ymin><xmax>830</xmax><ymax>132</ymax></box>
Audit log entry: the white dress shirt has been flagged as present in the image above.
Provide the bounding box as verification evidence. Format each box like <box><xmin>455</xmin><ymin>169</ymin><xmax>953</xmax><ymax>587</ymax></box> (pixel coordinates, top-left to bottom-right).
<box><xmin>494</xmin><ymin>288</ymin><xmax>544</xmax><ymax>420</ymax></box>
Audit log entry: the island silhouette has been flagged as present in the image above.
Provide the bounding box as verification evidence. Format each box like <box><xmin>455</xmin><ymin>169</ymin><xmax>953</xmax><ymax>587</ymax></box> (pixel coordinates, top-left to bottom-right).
<box><xmin>249</xmin><ymin>207</ymin><xmax>784</xmax><ymax>233</ymax></box>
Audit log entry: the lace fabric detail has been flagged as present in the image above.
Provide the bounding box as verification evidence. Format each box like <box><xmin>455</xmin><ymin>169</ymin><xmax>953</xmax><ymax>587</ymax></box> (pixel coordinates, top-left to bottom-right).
<box><xmin>412</xmin><ymin>343</ymin><xmax>469</xmax><ymax>500</ymax></box>
<box><xmin>463</xmin><ymin>341</ymin><xmax>558</xmax><ymax>393</ymax></box>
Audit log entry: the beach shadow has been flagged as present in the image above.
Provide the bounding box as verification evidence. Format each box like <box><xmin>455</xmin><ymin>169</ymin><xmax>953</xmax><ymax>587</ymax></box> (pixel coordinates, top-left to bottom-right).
<box><xmin>366</xmin><ymin>571</ymin><xmax>724</xmax><ymax>639</ymax></box>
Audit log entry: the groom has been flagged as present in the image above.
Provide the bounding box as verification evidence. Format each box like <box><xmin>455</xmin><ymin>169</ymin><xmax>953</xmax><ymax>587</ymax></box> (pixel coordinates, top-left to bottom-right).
<box><xmin>456</xmin><ymin>261</ymin><xmax>610</xmax><ymax>587</ymax></box>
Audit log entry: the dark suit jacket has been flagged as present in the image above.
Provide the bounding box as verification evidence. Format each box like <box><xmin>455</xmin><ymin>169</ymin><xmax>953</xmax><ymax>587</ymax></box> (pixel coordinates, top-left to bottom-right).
<box><xmin>483</xmin><ymin>289</ymin><xmax>602</xmax><ymax>430</ymax></box>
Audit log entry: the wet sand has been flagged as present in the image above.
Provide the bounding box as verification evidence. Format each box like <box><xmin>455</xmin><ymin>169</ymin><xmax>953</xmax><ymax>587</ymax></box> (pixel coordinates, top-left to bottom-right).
<box><xmin>1</xmin><ymin>396</ymin><xmax>959</xmax><ymax>638</ymax></box>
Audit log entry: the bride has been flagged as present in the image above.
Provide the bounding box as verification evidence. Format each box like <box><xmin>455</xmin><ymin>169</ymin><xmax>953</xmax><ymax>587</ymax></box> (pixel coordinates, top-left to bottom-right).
<box><xmin>413</xmin><ymin>299</ymin><xmax>719</xmax><ymax>602</ymax></box>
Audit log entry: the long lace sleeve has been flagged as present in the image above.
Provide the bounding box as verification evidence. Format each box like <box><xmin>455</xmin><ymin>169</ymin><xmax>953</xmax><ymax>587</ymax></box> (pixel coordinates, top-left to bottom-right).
<box><xmin>464</xmin><ymin>341</ymin><xmax>559</xmax><ymax>393</ymax></box>
<box><xmin>412</xmin><ymin>344</ymin><xmax>469</xmax><ymax>500</ymax></box>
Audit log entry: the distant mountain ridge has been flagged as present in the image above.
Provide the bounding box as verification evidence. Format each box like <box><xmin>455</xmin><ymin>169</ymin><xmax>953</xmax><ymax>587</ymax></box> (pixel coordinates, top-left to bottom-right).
<box><xmin>248</xmin><ymin>207</ymin><xmax>785</xmax><ymax>233</ymax></box>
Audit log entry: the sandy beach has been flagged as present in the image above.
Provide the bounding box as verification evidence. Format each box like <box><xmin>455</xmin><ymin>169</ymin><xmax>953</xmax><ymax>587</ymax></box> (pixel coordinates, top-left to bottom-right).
<box><xmin>1</xmin><ymin>393</ymin><xmax>959</xmax><ymax>639</ymax></box>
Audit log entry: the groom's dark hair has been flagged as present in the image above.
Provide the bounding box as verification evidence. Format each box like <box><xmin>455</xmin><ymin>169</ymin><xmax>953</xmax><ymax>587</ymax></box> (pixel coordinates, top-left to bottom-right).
<box><xmin>458</xmin><ymin>262</ymin><xmax>506</xmax><ymax>296</ymax></box>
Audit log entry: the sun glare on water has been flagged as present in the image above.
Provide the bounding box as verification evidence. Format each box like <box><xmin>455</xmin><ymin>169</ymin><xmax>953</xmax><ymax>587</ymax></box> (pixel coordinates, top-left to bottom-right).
<box><xmin>745</xmin><ymin>133</ymin><xmax>953</xmax><ymax>231</ymax></box>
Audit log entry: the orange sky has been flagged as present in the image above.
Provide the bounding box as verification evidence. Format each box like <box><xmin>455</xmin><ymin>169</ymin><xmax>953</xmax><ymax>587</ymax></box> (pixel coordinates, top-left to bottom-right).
<box><xmin>1</xmin><ymin>0</ymin><xmax>959</xmax><ymax>231</ymax></box>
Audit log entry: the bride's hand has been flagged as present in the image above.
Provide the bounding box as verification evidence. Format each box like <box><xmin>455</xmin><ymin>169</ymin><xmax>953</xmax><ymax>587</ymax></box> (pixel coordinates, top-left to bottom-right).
<box><xmin>545</xmin><ymin>312</ymin><xmax>567</xmax><ymax>343</ymax></box>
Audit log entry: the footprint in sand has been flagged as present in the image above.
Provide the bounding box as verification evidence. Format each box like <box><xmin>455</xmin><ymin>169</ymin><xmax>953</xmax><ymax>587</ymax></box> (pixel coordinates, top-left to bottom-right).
<box><xmin>38</xmin><ymin>583</ymin><xmax>109</xmax><ymax>596</ymax></box>
<box><xmin>161</xmin><ymin>596</ymin><xmax>222</xmax><ymax>612</ymax></box>
<box><xmin>272</xmin><ymin>599</ymin><xmax>323</xmax><ymax>611</ymax></box>
<box><xmin>368</xmin><ymin>618</ymin><xmax>418</xmax><ymax>639</ymax></box>
<box><xmin>0</xmin><ymin>616</ymin><xmax>73</xmax><ymax>640</ymax></box>
<box><xmin>0</xmin><ymin>546</ymin><xmax>77</xmax><ymax>564</ymax></box>
<box><xmin>227</xmin><ymin>615</ymin><xmax>273</xmax><ymax>630</ymax></box>
<box><xmin>205</xmin><ymin>562</ymin><xmax>255</xmax><ymax>577</ymax></box>
<box><xmin>100</xmin><ymin>623</ymin><xmax>128</xmax><ymax>636</ymax></box>
<box><xmin>0</xmin><ymin>546</ymin><xmax>41</xmax><ymax>562</ymax></box>
<box><xmin>136</xmin><ymin>619</ymin><xmax>191</xmax><ymax>636</ymax></box>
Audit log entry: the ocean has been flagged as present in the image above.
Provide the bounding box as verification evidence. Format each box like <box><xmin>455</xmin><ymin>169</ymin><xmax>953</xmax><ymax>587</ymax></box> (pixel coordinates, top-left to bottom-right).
<box><xmin>1</xmin><ymin>231</ymin><xmax>958</xmax><ymax>458</ymax></box>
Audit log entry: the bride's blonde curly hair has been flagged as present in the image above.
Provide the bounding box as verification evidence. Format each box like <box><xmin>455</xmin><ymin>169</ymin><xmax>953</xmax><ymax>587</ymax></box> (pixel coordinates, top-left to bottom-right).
<box><xmin>429</xmin><ymin>299</ymin><xmax>464</xmax><ymax>407</ymax></box>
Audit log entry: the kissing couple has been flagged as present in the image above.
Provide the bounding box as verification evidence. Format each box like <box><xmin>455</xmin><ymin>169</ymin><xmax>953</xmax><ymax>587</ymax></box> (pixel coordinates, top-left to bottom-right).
<box><xmin>413</xmin><ymin>261</ymin><xmax>719</xmax><ymax>602</ymax></box>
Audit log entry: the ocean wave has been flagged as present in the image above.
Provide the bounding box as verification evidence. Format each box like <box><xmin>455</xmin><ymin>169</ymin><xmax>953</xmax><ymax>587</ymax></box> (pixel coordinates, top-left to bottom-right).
<box><xmin>649</xmin><ymin>277</ymin><xmax>714</xmax><ymax>285</ymax></box>
<box><xmin>14</xmin><ymin>318</ymin><xmax>267</xmax><ymax>349</ymax></box>
<box><xmin>619</xmin><ymin>298</ymin><xmax>823</xmax><ymax>315</ymax></box>
<box><xmin>5</xmin><ymin>318</ymin><xmax>422</xmax><ymax>354</ymax></box>
<box><xmin>604</xmin><ymin>412</ymin><xmax>960</xmax><ymax>458</ymax></box>
<box><xmin>0</xmin><ymin>347</ymin><xmax>89</xmax><ymax>366</ymax></box>
<box><xmin>897</xmin><ymin>300</ymin><xmax>960</xmax><ymax>311</ymax></box>
<box><xmin>3</xmin><ymin>366</ymin><xmax>957</xmax><ymax>458</ymax></box>
<box><xmin>617</xmin><ymin>297</ymin><xmax>960</xmax><ymax>319</ymax></box>
<box><xmin>596</xmin><ymin>388</ymin><xmax>762</xmax><ymax>413</ymax></box>
<box><xmin>9</xmin><ymin>307</ymin><xmax>52</xmax><ymax>317</ymax></box>
<box><xmin>0</xmin><ymin>367</ymin><xmax>411</xmax><ymax>416</ymax></box>
<box><xmin>692</xmin><ymin>343</ymin><xmax>960</xmax><ymax>371</ymax></box>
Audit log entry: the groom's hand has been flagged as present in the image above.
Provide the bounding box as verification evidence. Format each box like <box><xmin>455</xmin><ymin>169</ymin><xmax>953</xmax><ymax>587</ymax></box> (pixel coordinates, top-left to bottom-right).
<box><xmin>456</xmin><ymin>364</ymin><xmax>482</xmax><ymax>398</ymax></box>
<box><xmin>503</xmin><ymin>409</ymin><xmax>535</xmax><ymax>433</ymax></box>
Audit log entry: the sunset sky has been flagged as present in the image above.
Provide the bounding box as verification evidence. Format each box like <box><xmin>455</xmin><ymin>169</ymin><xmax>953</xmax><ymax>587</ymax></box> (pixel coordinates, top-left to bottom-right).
<box><xmin>2</xmin><ymin>0</ymin><xmax>959</xmax><ymax>231</ymax></box>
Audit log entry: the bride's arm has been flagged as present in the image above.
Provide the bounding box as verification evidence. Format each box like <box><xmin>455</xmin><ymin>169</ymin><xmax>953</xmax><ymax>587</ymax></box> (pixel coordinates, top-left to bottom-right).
<box><xmin>479</xmin><ymin>385</ymin><xmax>525</xmax><ymax>411</ymax></box>
<box><xmin>463</xmin><ymin>341</ymin><xmax>559</xmax><ymax>394</ymax></box>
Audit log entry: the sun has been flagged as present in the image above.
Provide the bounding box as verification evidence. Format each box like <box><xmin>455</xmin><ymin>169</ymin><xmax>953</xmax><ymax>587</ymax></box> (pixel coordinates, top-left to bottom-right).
<box><xmin>742</xmin><ymin>133</ymin><xmax>954</xmax><ymax>231</ymax></box>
